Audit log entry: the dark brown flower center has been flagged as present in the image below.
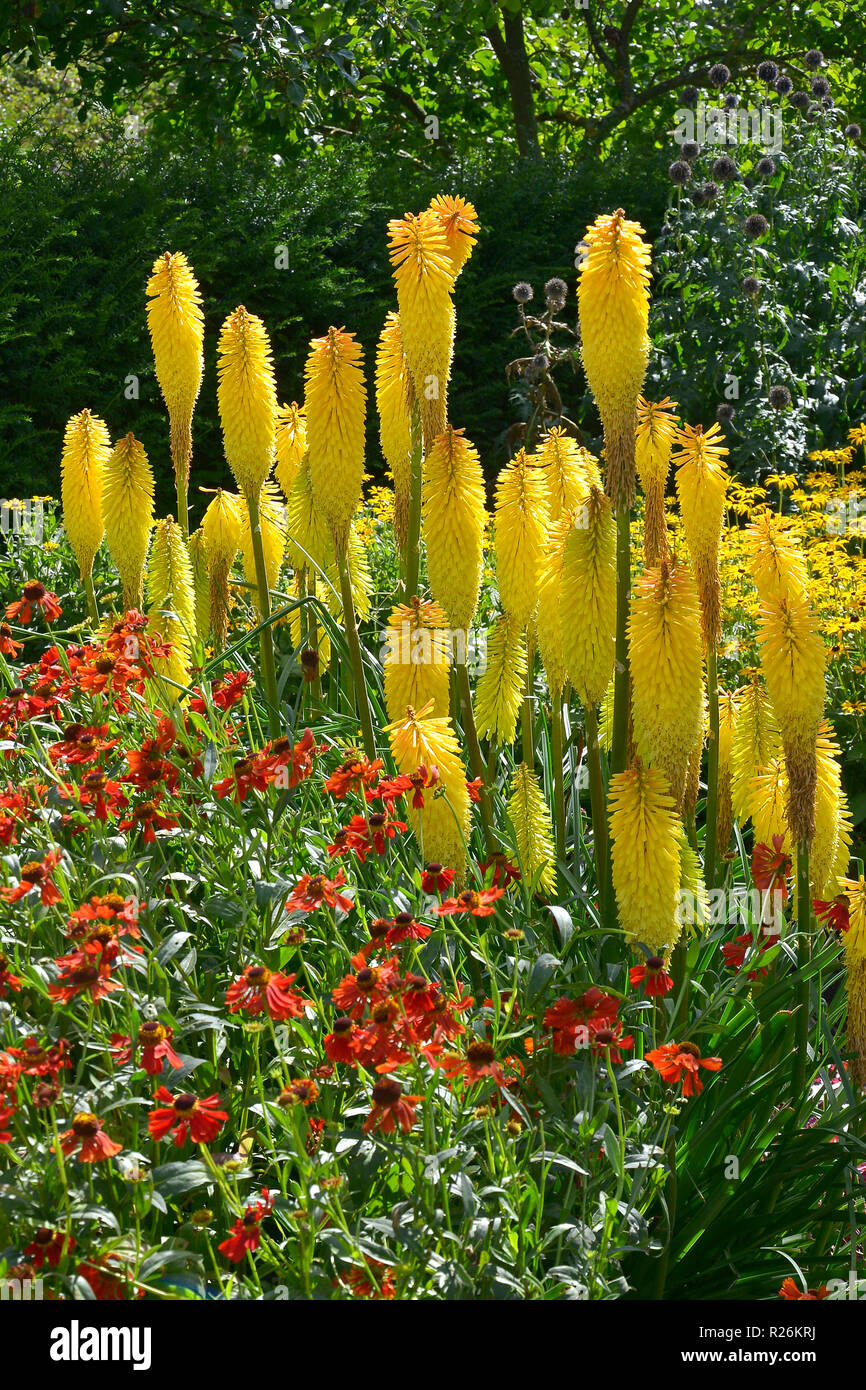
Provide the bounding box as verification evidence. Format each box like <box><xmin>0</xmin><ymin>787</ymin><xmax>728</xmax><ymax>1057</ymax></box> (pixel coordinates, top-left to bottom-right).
<box><xmin>466</xmin><ymin>1039</ymin><xmax>495</xmax><ymax>1065</ymax></box>
<box><xmin>372</xmin><ymin>1080</ymin><xmax>402</xmax><ymax>1106</ymax></box>
<box><xmin>173</xmin><ymin>1094</ymin><xmax>197</xmax><ymax>1113</ymax></box>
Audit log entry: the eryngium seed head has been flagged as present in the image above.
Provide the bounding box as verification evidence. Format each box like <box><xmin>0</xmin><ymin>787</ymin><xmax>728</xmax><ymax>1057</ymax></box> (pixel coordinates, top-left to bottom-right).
<box><xmin>669</xmin><ymin>159</ymin><xmax>692</xmax><ymax>184</ymax></box>
<box><xmin>769</xmin><ymin>384</ymin><xmax>792</xmax><ymax>409</ymax></box>
<box><xmin>790</xmin><ymin>90</ymin><xmax>810</xmax><ymax>110</ymax></box>
<box><xmin>745</xmin><ymin>213</ymin><xmax>769</xmax><ymax>239</ymax></box>
<box><xmin>724</xmin><ymin>93</ymin><xmax>738</xmax><ymax>110</ymax></box>
<box><xmin>682</xmin><ymin>85</ymin><xmax>700</xmax><ymax>104</ymax></box>
<box><xmin>757</xmin><ymin>61</ymin><xmax>778</xmax><ymax>84</ymax></box>
<box><xmin>681</xmin><ymin>139</ymin><xmax>700</xmax><ymax>161</ymax></box>
<box><xmin>775</xmin><ymin>75</ymin><xmax>793</xmax><ymax>96</ymax></box>
<box><xmin>702</xmin><ymin>181</ymin><xmax>720</xmax><ymax>203</ymax></box>
<box><xmin>544</xmin><ymin>276</ymin><xmax>568</xmax><ymax>308</ymax></box>
<box><xmin>709</xmin><ymin>63</ymin><xmax>731</xmax><ymax>87</ymax></box>
<box><xmin>845</xmin><ymin>123</ymin><xmax>862</xmax><ymax>140</ymax></box>
<box><xmin>741</xmin><ymin>274</ymin><xmax>761</xmax><ymax>298</ymax></box>
<box><xmin>692</xmin><ymin>186</ymin><xmax>706</xmax><ymax>206</ymax></box>
<box><xmin>531</xmin><ymin>352</ymin><xmax>550</xmax><ymax>373</ymax></box>
<box><xmin>803</xmin><ymin>49</ymin><xmax>824</xmax><ymax>71</ymax></box>
<box><xmin>512</xmin><ymin>281</ymin><xmax>533</xmax><ymax>304</ymax></box>
<box><xmin>756</xmin><ymin>155</ymin><xmax>776</xmax><ymax>178</ymax></box>
<box><xmin>717</xmin><ymin>402</ymin><xmax>736</xmax><ymax>423</ymax></box>
<box><xmin>811</xmin><ymin>75</ymin><xmax>831</xmax><ymax>97</ymax></box>
<box><xmin>712</xmin><ymin>154</ymin><xmax>739</xmax><ymax>181</ymax></box>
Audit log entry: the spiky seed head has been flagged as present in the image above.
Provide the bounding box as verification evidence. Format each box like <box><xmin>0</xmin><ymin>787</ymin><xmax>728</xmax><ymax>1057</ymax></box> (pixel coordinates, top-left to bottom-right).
<box><xmin>608</xmin><ymin>760</ymin><xmax>683</xmax><ymax>954</ymax></box>
<box><xmin>217</xmin><ymin>306</ymin><xmax>278</xmax><ymax>503</ymax></box>
<box><xmin>385</xmin><ymin>700</ymin><xmax>470</xmax><ymax>880</ymax></box>
<box><xmin>61</xmin><ymin>408</ymin><xmax>110</xmax><ymax>582</ymax></box>
<box><xmin>673</xmin><ymin>421</ymin><xmax>730</xmax><ymax>644</ymax></box>
<box><xmin>375</xmin><ymin>312</ymin><xmax>413</xmax><ymax>553</ymax></box>
<box><xmin>304</xmin><ymin>326</ymin><xmax>367</xmax><ymax>551</ymax></box>
<box><xmin>387</xmin><ymin>211</ymin><xmax>455</xmax><ymax>452</ymax></box>
<box><xmin>274</xmin><ymin>402</ymin><xmax>306</xmax><ymax>503</ymax></box>
<box><xmin>422</xmin><ymin>425</ymin><xmax>486</xmax><ymax>631</ymax></box>
<box><xmin>561</xmin><ymin>487</ymin><xmax>616</xmax><ymax>708</ymax></box>
<box><xmin>146</xmin><ymin>251</ymin><xmax>204</xmax><ymax>484</ymax></box>
<box><xmin>473</xmin><ymin>614</ymin><xmax>527</xmax><ymax>744</ymax></box>
<box><xmin>102</xmin><ymin>432</ymin><xmax>154</xmax><ymax>610</ymax></box>
<box><xmin>628</xmin><ymin>559</ymin><xmax>703</xmax><ymax>813</ymax></box>
<box><xmin>427</xmin><ymin>194</ymin><xmax>479</xmax><ymax>278</ymax></box>
<box><xmin>384</xmin><ymin>598</ymin><xmax>452</xmax><ymax>723</ymax></box>
<box><xmin>508</xmin><ymin>763</ymin><xmax>556</xmax><ymax>896</ymax></box>
<box><xmin>578</xmin><ymin>210</ymin><xmax>652</xmax><ymax>508</ymax></box>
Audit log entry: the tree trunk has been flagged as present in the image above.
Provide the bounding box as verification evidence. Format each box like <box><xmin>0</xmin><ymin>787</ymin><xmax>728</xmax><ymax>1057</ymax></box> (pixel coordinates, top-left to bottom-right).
<box><xmin>486</xmin><ymin>9</ymin><xmax>541</xmax><ymax>159</ymax></box>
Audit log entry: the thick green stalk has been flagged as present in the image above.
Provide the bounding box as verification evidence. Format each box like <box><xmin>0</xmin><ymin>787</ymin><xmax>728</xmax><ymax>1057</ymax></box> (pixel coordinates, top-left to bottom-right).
<box><xmin>521</xmin><ymin>630</ymin><xmax>536</xmax><ymax>769</ymax></box>
<box><xmin>704</xmin><ymin>643</ymin><xmax>720</xmax><ymax>890</ymax></box>
<box><xmin>793</xmin><ymin>839</ymin><xmax>813</xmax><ymax>1105</ymax></box>
<box><xmin>336</xmin><ymin>541</ymin><xmax>376</xmax><ymax>758</ymax></box>
<box><xmin>611</xmin><ymin>505</ymin><xmax>632</xmax><ymax>776</ymax></box>
<box><xmin>246</xmin><ymin>489</ymin><xmax>280</xmax><ymax>739</ymax></box>
<box><xmin>83</xmin><ymin>571</ymin><xmax>100</xmax><ymax>627</ymax></box>
<box><xmin>550</xmin><ymin>694</ymin><xmax>567</xmax><ymax>867</ymax></box>
<box><xmin>403</xmin><ymin>404</ymin><xmax>423</xmax><ymax>600</ymax></box>
<box><xmin>585</xmin><ymin>704</ymin><xmax>608</xmax><ymax>920</ymax></box>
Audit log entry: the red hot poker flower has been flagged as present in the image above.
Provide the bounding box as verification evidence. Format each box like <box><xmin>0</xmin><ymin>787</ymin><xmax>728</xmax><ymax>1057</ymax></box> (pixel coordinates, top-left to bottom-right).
<box><xmin>148</xmin><ymin>1088</ymin><xmax>228</xmax><ymax>1146</ymax></box>
<box><xmin>645</xmin><ymin>1041</ymin><xmax>723</xmax><ymax>1098</ymax></box>
<box><xmin>225</xmin><ymin>964</ymin><xmax>307</xmax><ymax>1022</ymax></box>
<box><xmin>218</xmin><ymin>1189</ymin><xmax>274</xmax><ymax>1264</ymax></box>
<box><xmin>58</xmin><ymin>1112</ymin><xmax>122</xmax><ymax>1163</ymax></box>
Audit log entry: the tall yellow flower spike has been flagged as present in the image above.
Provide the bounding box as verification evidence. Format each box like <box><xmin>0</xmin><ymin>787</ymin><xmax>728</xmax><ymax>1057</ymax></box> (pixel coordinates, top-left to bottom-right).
<box><xmin>628</xmin><ymin>559</ymin><xmax>703</xmax><ymax>812</ymax></box>
<box><xmin>535</xmin><ymin>427</ymin><xmax>600</xmax><ymax>520</ymax></box>
<box><xmin>384</xmin><ymin>598</ymin><xmax>452</xmax><ymax>723</ymax></box>
<box><xmin>304</xmin><ymin>326</ymin><xmax>367</xmax><ymax>550</ymax></box>
<box><xmin>673</xmin><ymin>421</ymin><xmax>730</xmax><ymax>644</ymax></box>
<box><xmin>385</xmin><ymin>700</ymin><xmax>470</xmax><ymax>879</ymax></box>
<box><xmin>716</xmin><ymin>687</ymin><xmax>738</xmax><ymax>858</ymax></box>
<box><xmin>375</xmin><ymin>312</ymin><xmax>413</xmax><ymax>554</ymax></box>
<box><xmin>61</xmin><ymin>408</ymin><xmax>110</xmax><ymax>586</ymax></box>
<box><xmin>217</xmin><ymin>306</ymin><xmax>277</xmax><ymax>503</ymax></box>
<box><xmin>757</xmin><ymin>588</ymin><xmax>826</xmax><ymax>844</ymax></box>
<box><xmin>508</xmin><ymin>762</ymin><xmax>557</xmax><ymax>896</ymax></box>
<box><xmin>102</xmin><ymin>432</ymin><xmax>154</xmax><ymax>610</ymax></box>
<box><xmin>811</xmin><ymin>722</ymin><xmax>850</xmax><ymax>899</ymax></box>
<box><xmin>427</xmin><ymin>194</ymin><xmax>479</xmax><ymax>278</ymax></box>
<box><xmin>201</xmin><ymin>489</ymin><xmax>243</xmax><ymax>652</ymax></box>
<box><xmin>145</xmin><ymin>251</ymin><xmax>204</xmax><ymax>532</ymax></box>
<box><xmin>146</xmin><ymin>516</ymin><xmax>196</xmax><ymax>687</ymax></box>
<box><xmin>577</xmin><ymin>210</ymin><xmax>652</xmax><ymax>508</ymax></box>
<box><xmin>635</xmin><ymin>397</ymin><xmax>678</xmax><ymax>566</ymax></box>
<box><xmin>749</xmin><ymin>758</ymin><xmax>789</xmax><ymax>846</ymax></box>
<box><xmin>422</xmin><ymin>425</ymin><xmax>485</xmax><ymax>631</ymax></box>
<box><xmin>608</xmin><ymin>760</ymin><xmax>683</xmax><ymax>954</ymax></box>
<box><xmin>274</xmin><ymin>403</ymin><xmax>306</xmax><ymax>503</ymax></box>
<box><xmin>746</xmin><ymin>511</ymin><xmax>810</xmax><ymax>604</ymax></box>
<box><xmin>536</xmin><ymin>513</ymin><xmax>572</xmax><ymax>697</ymax></box>
<box><xmin>837</xmin><ymin>877</ymin><xmax>866</xmax><ymax>1090</ymax></box>
<box><xmin>730</xmin><ymin>678</ymin><xmax>781</xmax><ymax>824</ymax></box>
<box><xmin>493</xmin><ymin>448</ymin><xmax>550</xmax><ymax>631</ymax></box>
<box><xmin>473</xmin><ymin>614</ymin><xmax>527</xmax><ymax>745</ymax></box>
<box><xmin>388</xmin><ymin>211</ymin><xmax>455</xmax><ymax>451</ymax></box>
<box><xmin>561</xmin><ymin>487</ymin><xmax>616</xmax><ymax>708</ymax></box>
<box><xmin>187</xmin><ymin>528</ymin><xmax>210</xmax><ymax>645</ymax></box>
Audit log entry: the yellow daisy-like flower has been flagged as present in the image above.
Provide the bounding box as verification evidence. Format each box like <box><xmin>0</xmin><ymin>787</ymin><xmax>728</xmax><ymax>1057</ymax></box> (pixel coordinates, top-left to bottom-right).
<box><xmin>578</xmin><ymin>209</ymin><xmax>652</xmax><ymax>508</ymax></box>
<box><xmin>608</xmin><ymin>760</ymin><xmax>682</xmax><ymax>954</ymax></box>
<box><xmin>217</xmin><ymin>306</ymin><xmax>277</xmax><ymax>503</ymax></box>
<box><xmin>508</xmin><ymin>762</ymin><xmax>557</xmax><ymax>896</ymax></box>
<box><xmin>493</xmin><ymin>448</ymin><xmax>550</xmax><ymax>630</ymax></box>
<box><xmin>304</xmin><ymin>326</ymin><xmax>367</xmax><ymax>551</ymax></box>
<box><xmin>561</xmin><ymin>487</ymin><xmax>616</xmax><ymax>708</ymax></box>
<box><xmin>60</xmin><ymin>408</ymin><xmax>110</xmax><ymax>583</ymax></box>
<box><xmin>422</xmin><ymin>425</ymin><xmax>486</xmax><ymax>631</ymax></box>
<box><xmin>102</xmin><ymin>432</ymin><xmax>154</xmax><ymax>610</ymax></box>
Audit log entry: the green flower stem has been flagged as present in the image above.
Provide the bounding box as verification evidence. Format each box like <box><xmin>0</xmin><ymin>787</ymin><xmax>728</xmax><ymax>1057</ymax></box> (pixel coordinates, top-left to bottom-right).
<box><xmin>611</xmin><ymin>505</ymin><xmax>632</xmax><ymax>776</ymax></box>
<box><xmin>550</xmin><ymin>694</ymin><xmax>567</xmax><ymax>868</ymax></box>
<box><xmin>83</xmin><ymin>571</ymin><xmax>100</xmax><ymax>626</ymax></box>
<box><xmin>793</xmin><ymin>838</ymin><xmax>813</xmax><ymax>1104</ymax></box>
<box><xmin>704</xmin><ymin>642</ymin><xmax>720</xmax><ymax>890</ymax></box>
<box><xmin>246</xmin><ymin>488</ymin><xmax>280</xmax><ymax>739</ymax></box>
<box><xmin>404</xmin><ymin>403</ymin><xmax>423</xmax><ymax>600</ymax></box>
<box><xmin>521</xmin><ymin>629</ymin><xmax>536</xmax><ymax>769</ymax></box>
<box><xmin>335</xmin><ymin>539</ymin><xmax>376</xmax><ymax>759</ymax></box>
<box><xmin>585</xmin><ymin>704</ymin><xmax>608</xmax><ymax>921</ymax></box>
<box><xmin>455</xmin><ymin>657</ymin><xmax>496</xmax><ymax>853</ymax></box>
